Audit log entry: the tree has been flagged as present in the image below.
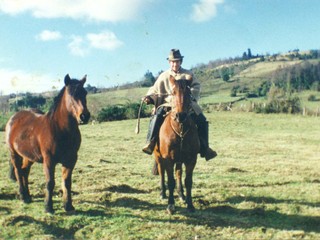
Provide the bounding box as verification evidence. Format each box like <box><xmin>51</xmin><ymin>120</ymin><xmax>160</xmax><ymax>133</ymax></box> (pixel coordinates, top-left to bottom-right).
<box><xmin>85</xmin><ymin>84</ymin><xmax>98</xmax><ymax>94</ymax></box>
<box><xmin>220</xmin><ymin>67</ymin><xmax>230</xmax><ymax>82</ymax></box>
<box><xmin>142</xmin><ymin>70</ymin><xmax>155</xmax><ymax>87</ymax></box>
<box><xmin>10</xmin><ymin>93</ymin><xmax>46</xmax><ymax>111</ymax></box>
<box><xmin>242</xmin><ymin>52</ymin><xmax>248</xmax><ymax>60</ymax></box>
<box><xmin>248</xmin><ymin>48</ymin><xmax>252</xmax><ymax>59</ymax></box>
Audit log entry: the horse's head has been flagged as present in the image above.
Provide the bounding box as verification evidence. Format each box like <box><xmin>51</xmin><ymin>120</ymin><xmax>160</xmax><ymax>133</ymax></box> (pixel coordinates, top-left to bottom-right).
<box><xmin>64</xmin><ymin>74</ymin><xmax>91</xmax><ymax>124</ymax></box>
<box><xmin>169</xmin><ymin>75</ymin><xmax>192</xmax><ymax>123</ymax></box>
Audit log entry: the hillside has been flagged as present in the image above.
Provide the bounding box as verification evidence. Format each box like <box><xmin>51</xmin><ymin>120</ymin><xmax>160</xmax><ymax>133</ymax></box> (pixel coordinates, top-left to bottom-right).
<box><xmin>1</xmin><ymin>50</ymin><xmax>320</xmax><ymax>123</ymax></box>
<box><xmin>86</xmin><ymin>50</ymin><xmax>320</xmax><ymax>117</ymax></box>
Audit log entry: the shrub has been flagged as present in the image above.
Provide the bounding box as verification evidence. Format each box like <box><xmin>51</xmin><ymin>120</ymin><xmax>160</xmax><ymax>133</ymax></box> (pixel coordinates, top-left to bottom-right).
<box><xmin>307</xmin><ymin>94</ymin><xmax>317</xmax><ymax>101</ymax></box>
<box><xmin>97</xmin><ymin>102</ymin><xmax>150</xmax><ymax>122</ymax></box>
<box><xmin>245</xmin><ymin>92</ymin><xmax>258</xmax><ymax>98</ymax></box>
<box><xmin>255</xmin><ymin>96</ymin><xmax>301</xmax><ymax>114</ymax></box>
<box><xmin>10</xmin><ymin>93</ymin><xmax>46</xmax><ymax>111</ymax></box>
<box><xmin>0</xmin><ymin>113</ymin><xmax>11</xmax><ymax>131</ymax></box>
<box><xmin>97</xmin><ymin>105</ymin><xmax>126</xmax><ymax>122</ymax></box>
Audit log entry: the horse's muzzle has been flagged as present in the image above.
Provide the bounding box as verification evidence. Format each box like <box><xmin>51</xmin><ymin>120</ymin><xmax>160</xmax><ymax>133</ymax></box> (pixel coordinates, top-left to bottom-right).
<box><xmin>80</xmin><ymin>111</ymin><xmax>90</xmax><ymax>124</ymax></box>
<box><xmin>175</xmin><ymin>112</ymin><xmax>187</xmax><ymax>123</ymax></box>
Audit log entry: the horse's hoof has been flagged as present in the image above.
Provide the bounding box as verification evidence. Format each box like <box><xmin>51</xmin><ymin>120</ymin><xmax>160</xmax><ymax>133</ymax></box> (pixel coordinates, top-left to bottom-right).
<box><xmin>179</xmin><ymin>196</ymin><xmax>186</xmax><ymax>202</ymax></box>
<box><xmin>45</xmin><ymin>207</ymin><xmax>55</xmax><ymax>214</ymax></box>
<box><xmin>187</xmin><ymin>205</ymin><xmax>195</xmax><ymax>213</ymax></box>
<box><xmin>159</xmin><ymin>194</ymin><xmax>167</xmax><ymax>200</ymax></box>
<box><xmin>22</xmin><ymin>196</ymin><xmax>32</xmax><ymax>204</ymax></box>
<box><xmin>65</xmin><ymin>204</ymin><xmax>75</xmax><ymax>212</ymax></box>
<box><xmin>167</xmin><ymin>204</ymin><xmax>175</xmax><ymax>215</ymax></box>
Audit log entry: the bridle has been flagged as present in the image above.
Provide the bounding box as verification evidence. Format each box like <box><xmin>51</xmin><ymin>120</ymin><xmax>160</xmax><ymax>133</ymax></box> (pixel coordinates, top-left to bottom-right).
<box><xmin>169</xmin><ymin>81</ymin><xmax>194</xmax><ymax>154</ymax></box>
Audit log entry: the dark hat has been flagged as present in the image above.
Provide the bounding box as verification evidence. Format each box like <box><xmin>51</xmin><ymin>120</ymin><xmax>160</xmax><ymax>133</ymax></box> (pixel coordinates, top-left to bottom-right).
<box><xmin>167</xmin><ymin>49</ymin><xmax>184</xmax><ymax>61</ymax></box>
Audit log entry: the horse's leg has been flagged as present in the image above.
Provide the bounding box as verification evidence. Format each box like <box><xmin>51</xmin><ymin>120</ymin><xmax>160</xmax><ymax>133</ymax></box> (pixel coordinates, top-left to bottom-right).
<box><xmin>10</xmin><ymin>153</ymin><xmax>32</xmax><ymax>203</ymax></box>
<box><xmin>185</xmin><ymin>161</ymin><xmax>196</xmax><ymax>212</ymax></box>
<box><xmin>158</xmin><ymin>160</ymin><xmax>167</xmax><ymax>199</ymax></box>
<box><xmin>61</xmin><ymin>166</ymin><xmax>75</xmax><ymax>212</ymax></box>
<box><xmin>9</xmin><ymin>158</ymin><xmax>16</xmax><ymax>181</ymax></box>
<box><xmin>43</xmin><ymin>161</ymin><xmax>56</xmax><ymax>214</ymax></box>
<box><xmin>166</xmin><ymin>161</ymin><xmax>176</xmax><ymax>214</ymax></box>
<box><xmin>175</xmin><ymin>163</ymin><xmax>185</xmax><ymax>201</ymax></box>
<box><xmin>20</xmin><ymin>158</ymin><xmax>33</xmax><ymax>203</ymax></box>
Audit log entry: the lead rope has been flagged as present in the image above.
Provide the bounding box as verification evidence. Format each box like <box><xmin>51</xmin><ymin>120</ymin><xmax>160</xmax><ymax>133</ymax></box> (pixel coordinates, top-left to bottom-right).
<box><xmin>135</xmin><ymin>97</ymin><xmax>146</xmax><ymax>134</ymax></box>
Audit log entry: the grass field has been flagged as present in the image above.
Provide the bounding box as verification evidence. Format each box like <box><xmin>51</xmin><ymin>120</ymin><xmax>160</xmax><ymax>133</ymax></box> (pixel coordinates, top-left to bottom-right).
<box><xmin>0</xmin><ymin>112</ymin><xmax>319</xmax><ymax>239</ymax></box>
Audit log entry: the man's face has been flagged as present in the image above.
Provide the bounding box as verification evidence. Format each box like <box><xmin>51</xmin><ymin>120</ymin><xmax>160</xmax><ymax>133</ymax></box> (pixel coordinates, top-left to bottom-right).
<box><xmin>169</xmin><ymin>60</ymin><xmax>181</xmax><ymax>72</ymax></box>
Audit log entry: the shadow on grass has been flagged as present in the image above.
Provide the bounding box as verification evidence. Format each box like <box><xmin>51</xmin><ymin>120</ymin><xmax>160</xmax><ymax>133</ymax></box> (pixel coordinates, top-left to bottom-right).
<box><xmin>0</xmin><ymin>206</ymin><xmax>11</xmax><ymax>214</ymax></box>
<box><xmin>105</xmin><ymin>192</ymin><xmax>320</xmax><ymax>234</ymax></box>
<box><xmin>225</xmin><ymin>195</ymin><xmax>320</xmax><ymax>208</ymax></box>
<box><xmin>0</xmin><ymin>192</ymin><xmax>17</xmax><ymax>200</ymax></box>
<box><xmin>189</xmin><ymin>194</ymin><xmax>320</xmax><ymax>233</ymax></box>
<box><xmin>105</xmin><ymin>184</ymin><xmax>148</xmax><ymax>194</ymax></box>
<box><xmin>2</xmin><ymin>215</ymin><xmax>79</xmax><ymax>239</ymax></box>
<box><xmin>110</xmin><ymin>196</ymin><xmax>165</xmax><ymax>211</ymax></box>
<box><xmin>200</xmin><ymin>204</ymin><xmax>320</xmax><ymax>233</ymax></box>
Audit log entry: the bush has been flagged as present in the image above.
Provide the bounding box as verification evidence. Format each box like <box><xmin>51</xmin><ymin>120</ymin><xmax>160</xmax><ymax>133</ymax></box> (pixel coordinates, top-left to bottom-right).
<box><xmin>97</xmin><ymin>106</ymin><xmax>126</xmax><ymax>122</ymax></box>
<box><xmin>307</xmin><ymin>94</ymin><xmax>317</xmax><ymax>101</ymax></box>
<box><xmin>245</xmin><ymin>92</ymin><xmax>258</xmax><ymax>98</ymax></box>
<box><xmin>97</xmin><ymin>102</ymin><xmax>150</xmax><ymax>122</ymax></box>
<box><xmin>10</xmin><ymin>93</ymin><xmax>46</xmax><ymax>112</ymax></box>
<box><xmin>0</xmin><ymin>113</ymin><xmax>11</xmax><ymax>131</ymax></box>
<box><xmin>255</xmin><ymin>96</ymin><xmax>301</xmax><ymax>114</ymax></box>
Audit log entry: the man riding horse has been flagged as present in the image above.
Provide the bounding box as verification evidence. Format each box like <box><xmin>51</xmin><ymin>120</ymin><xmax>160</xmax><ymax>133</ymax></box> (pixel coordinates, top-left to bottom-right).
<box><xmin>142</xmin><ymin>49</ymin><xmax>217</xmax><ymax>161</ymax></box>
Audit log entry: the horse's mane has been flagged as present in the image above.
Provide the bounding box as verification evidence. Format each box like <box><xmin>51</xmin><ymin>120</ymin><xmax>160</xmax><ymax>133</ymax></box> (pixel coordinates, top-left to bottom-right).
<box><xmin>48</xmin><ymin>86</ymin><xmax>66</xmax><ymax>116</ymax></box>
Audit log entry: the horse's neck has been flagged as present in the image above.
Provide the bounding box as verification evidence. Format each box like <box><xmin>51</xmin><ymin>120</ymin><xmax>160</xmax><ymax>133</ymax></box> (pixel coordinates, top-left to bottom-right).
<box><xmin>50</xmin><ymin>97</ymin><xmax>78</xmax><ymax>131</ymax></box>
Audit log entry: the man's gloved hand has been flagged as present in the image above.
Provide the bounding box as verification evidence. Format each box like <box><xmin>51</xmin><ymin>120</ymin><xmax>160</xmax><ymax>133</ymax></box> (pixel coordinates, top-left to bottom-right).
<box><xmin>143</xmin><ymin>96</ymin><xmax>154</xmax><ymax>105</ymax></box>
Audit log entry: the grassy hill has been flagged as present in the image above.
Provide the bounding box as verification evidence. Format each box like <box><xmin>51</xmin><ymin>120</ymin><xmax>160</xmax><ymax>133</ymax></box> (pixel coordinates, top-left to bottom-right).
<box><xmin>86</xmin><ymin>52</ymin><xmax>320</xmax><ymax>118</ymax></box>
<box><xmin>1</xmin><ymin>50</ymin><xmax>320</xmax><ymax>126</ymax></box>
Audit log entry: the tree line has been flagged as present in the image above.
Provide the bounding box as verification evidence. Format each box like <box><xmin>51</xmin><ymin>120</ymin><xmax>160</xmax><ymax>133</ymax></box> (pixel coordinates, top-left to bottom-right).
<box><xmin>2</xmin><ymin>49</ymin><xmax>319</xmax><ymax>123</ymax></box>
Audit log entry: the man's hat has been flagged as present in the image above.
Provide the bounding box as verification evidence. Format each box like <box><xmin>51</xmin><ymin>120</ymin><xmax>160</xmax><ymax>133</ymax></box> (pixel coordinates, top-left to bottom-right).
<box><xmin>167</xmin><ymin>49</ymin><xmax>184</xmax><ymax>61</ymax></box>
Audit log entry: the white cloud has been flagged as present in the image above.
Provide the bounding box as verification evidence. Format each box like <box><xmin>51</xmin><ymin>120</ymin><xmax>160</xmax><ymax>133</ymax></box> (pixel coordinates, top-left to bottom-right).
<box><xmin>68</xmin><ymin>31</ymin><xmax>123</xmax><ymax>56</ymax></box>
<box><xmin>0</xmin><ymin>69</ymin><xmax>58</xmax><ymax>95</ymax></box>
<box><xmin>36</xmin><ymin>30</ymin><xmax>62</xmax><ymax>41</ymax></box>
<box><xmin>190</xmin><ymin>0</ymin><xmax>224</xmax><ymax>23</ymax></box>
<box><xmin>68</xmin><ymin>36</ymin><xmax>89</xmax><ymax>57</ymax></box>
<box><xmin>0</xmin><ymin>0</ymin><xmax>153</xmax><ymax>22</ymax></box>
<box><xmin>87</xmin><ymin>31</ymin><xmax>123</xmax><ymax>50</ymax></box>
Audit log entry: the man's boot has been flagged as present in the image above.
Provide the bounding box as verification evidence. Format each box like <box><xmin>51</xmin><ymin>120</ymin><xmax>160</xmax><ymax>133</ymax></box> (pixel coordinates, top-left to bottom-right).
<box><xmin>142</xmin><ymin>107</ymin><xmax>165</xmax><ymax>155</ymax></box>
<box><xmin>196</xmin><ymin>114</ymin><xmax>217</xmax><ymax>161</ymax></box>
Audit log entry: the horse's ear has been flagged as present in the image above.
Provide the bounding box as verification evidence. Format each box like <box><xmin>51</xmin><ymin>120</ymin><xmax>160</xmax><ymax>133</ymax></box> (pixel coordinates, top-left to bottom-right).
<box><xmin>169</xmin><ymin>75</ymin><xmax>175</xmax><ymax>85</ymax></box>
<box><xmin>64</xmin><ymin>74</ymin><xmax>71</xmax><ymax>86</ymax></box>
<box><xmin>80</xmin><ymin>75</ymin><xmax>87</xmax><ymax>85</ymax></box>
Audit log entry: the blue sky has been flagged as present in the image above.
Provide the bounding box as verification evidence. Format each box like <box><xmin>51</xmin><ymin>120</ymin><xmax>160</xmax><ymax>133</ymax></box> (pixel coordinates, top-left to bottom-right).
<box><xmin>1</xmin><ymin>0</ymin><xmax>320</xmax><ymax>95</ymax></box>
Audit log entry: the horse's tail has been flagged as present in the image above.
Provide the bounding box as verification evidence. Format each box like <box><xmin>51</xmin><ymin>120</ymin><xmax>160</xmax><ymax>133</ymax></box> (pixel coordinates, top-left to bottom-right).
<box><xmin>152</xmin><ymin>161</ymin><xmax>159</xmax><ymax>175</ymax></box>
<box><xmin>9</xmin><ymin>160</ymin><xmax>16</xmax><ymax>182</ymax></box>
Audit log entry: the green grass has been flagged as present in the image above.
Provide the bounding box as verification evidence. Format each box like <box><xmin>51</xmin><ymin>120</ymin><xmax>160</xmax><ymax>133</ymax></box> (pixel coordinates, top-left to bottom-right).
<box><xmin>1</xmin><ymin>112</ymin><xmax>319</xmax><ymax>239</ymax></box>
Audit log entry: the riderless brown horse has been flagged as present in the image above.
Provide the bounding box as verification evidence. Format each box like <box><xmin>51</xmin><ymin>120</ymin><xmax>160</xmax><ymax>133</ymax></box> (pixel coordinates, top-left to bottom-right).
<box><xmin>6</xmin><ymin>74</ymin><xmax>90</xmax><ymax>214</ymax></box>
<box><xmin>154</xmin><ymin>75</ymin><xmax>200</xmax><ymax>214</ymax></box>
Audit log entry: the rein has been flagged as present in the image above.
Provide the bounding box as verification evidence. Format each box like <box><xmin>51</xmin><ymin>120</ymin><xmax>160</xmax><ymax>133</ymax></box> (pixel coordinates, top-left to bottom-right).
<box><xmin>135</xmin><ymin>93</ymin><xmax>171</xmax><ymax>134</ymax></box>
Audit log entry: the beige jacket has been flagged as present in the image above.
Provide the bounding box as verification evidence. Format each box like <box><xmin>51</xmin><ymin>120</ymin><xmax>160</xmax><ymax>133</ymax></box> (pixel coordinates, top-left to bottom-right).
<box><xmin>146</xmin><ymin>67</ymin><xmax>202</xmax><ymax>115</ymax></box>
